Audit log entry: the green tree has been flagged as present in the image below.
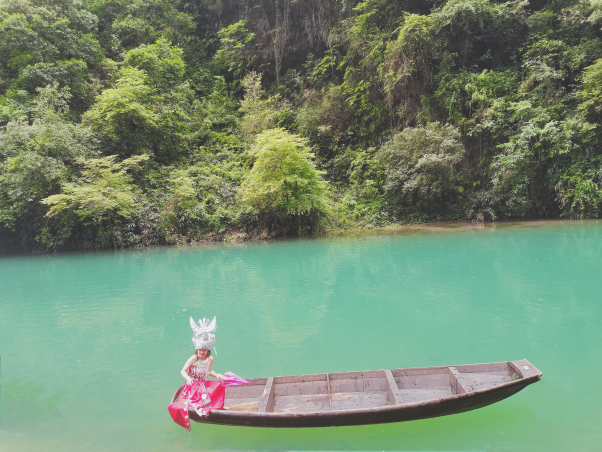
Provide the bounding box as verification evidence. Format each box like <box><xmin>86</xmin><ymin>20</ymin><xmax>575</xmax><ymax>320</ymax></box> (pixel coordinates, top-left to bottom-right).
<box><xmin>85</xmin><ymin>40</ymin><xmax>211</xmax><ymax>164</ymax></box>
<box><xmin>378</xmin><ymin>122</ymin><xmax>464</xmax><ymax>209</ymax></box>
<box><xmin>42</xmin><ymin>154</ymin><xmax>148</xmax><ymax>223</ymax></box>
<box><xmin>40</xmin><ymin>154</ymin><xmax>148</xmax><ymax>248</ymax></box>
<box><xmin>160</xmin><ymin>159</ymin><xmax>245</xmax><ymax>242</ymax></box>
<box><xmin>122</xmin><ymin>38</ymin><xmax>185</xmax><ymax>89</ymax></box>
<box><xmin>555</xmin><ymin>156</ymin><xmax>602</xmax><ymax>218</ymax></box>
<box><xmin>382</xmin><ymin>14</ymin><xmax>436</xmax><ymax>113</ymax></box>
<box><xmin>90</xmin><ymin>0</ymin><xmax>194</xmax><ymax>52</ymax></box>
<box><xmin>578</xmin><ymin>59</ymin><xmax>602</xmax><ymax>117</ymax></box>
<box><xmin>0</xmin><ymin>84</ymin><xmax>94</xmax><ymax>232</ymax></box>
<box><xmin>241</xmin><ymin>128</ymin><xmax>328</xmax><ymax>233</ymax></box>
<box><xmin>0</xmin><ymin>0</ymin><xmax>103</xmax><ymax>94</ymax></box>
<box><xmin>17</xmin><ymin>59</ymin><xmax>92</xmax><ymax>112</ymax></box>
<box><xmin>83</xmin><ymin>66</ymin><xmax>158</xmax><ymax>157</ymax></box>
<box><xmin>239</xmin><ymin>72</ymin><xmax>281</xmax><ymax>139</ymax></box>
<box><xmin>214</xmin><ymin>20</ymin><xmax>255</xmax><ymax>81</ymax></box>
<box><xmin>488</xmin><ymin>99</ymin><xmax>596</xmax><ymax>218</ymax></box>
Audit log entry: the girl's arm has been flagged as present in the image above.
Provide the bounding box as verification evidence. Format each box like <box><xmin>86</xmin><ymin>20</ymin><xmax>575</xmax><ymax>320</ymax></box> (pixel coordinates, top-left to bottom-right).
<box><xmin>181</xmin><ymin>355</ymin><xmax>196</xmax><ymax>385</ymax></box>
<box><xmin>208</xmin><ymin>356</ymin><xmax>223</xmax><ymax>380</ymax></box>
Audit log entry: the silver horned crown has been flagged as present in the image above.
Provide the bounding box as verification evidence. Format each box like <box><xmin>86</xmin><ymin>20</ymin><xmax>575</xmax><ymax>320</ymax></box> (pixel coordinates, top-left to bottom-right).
<box><xmin>190</xmin><ymin>316</ymin><xmax>217</xmax><ymax>354</ymax></box>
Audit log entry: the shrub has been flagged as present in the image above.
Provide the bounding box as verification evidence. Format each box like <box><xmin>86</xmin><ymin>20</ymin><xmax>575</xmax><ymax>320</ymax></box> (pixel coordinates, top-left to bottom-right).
<box><xmin>378</xmin><ymin>122</ymin><xmax>464</xmax><ymax>209</ymax></box>
<box><xmin>241</xmin><ymin>128</ymin><xmax>329</xmax><ymax>234</ymax></box>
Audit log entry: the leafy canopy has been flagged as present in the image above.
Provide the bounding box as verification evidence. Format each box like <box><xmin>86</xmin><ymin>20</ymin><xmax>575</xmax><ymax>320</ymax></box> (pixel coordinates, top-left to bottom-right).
<box><xmin>122</xmin><ymin>38</ymin><xmax>185</xmax><ymax>88</ymax></box>
<box><xmin>379</xmin><ymin>122</ymin><xmax>464</xmax><ymax>207</ymax></box>
<box><xmin>41</xmin><ymin>154</ymin><xmax>149</xmax><ymax>223</ymax></box>
<box><xmin>241</xmin><ymin>128</ymin><xmax>329</xmax><ymax>219</ymax></box>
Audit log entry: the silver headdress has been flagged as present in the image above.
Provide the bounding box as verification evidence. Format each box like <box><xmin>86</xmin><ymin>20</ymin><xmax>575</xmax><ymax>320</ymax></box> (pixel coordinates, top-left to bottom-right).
<box><xmin>190</xmin><ymin>316</ymin><xmax>217</xmax><ymax>354</ymax></box>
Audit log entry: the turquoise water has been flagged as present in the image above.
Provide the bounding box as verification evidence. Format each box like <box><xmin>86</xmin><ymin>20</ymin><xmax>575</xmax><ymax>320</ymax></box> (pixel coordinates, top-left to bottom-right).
<box><xmin>1</xmin><ymin>221</ymin><xmax>601</xmax><ymax>451</ymax></box>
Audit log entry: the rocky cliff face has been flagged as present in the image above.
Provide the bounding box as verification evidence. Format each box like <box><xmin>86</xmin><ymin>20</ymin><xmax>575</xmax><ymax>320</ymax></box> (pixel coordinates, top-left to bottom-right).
<box><xmin>202</xmin><ymin>0</ymin><xmax>349</xmax><ymax>75</ymax></box>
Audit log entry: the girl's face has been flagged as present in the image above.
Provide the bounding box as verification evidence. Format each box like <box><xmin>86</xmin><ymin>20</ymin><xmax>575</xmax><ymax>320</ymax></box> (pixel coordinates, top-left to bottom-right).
<box><xmin>197</xmin><ymin>349</ymin><xmax>209</xmax><ymax>359</ymax></box>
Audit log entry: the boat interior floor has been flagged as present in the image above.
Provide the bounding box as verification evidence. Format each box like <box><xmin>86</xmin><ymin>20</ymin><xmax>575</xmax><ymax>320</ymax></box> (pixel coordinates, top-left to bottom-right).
<box><xmin>222</xmin><ymin>362</ymin><xmax>522</xmax><ymax>414</ymax></box>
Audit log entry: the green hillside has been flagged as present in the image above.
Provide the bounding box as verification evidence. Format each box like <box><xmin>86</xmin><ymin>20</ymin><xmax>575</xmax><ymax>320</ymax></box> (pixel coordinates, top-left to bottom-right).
<box><xmin>2</xmin><ymin>0</ymin><xmax>602</xmax><ymax>251</ymax></box>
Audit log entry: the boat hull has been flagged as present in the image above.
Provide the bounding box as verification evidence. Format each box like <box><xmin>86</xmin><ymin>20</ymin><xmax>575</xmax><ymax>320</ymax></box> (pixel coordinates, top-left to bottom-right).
<box><xmin>170</xmin><ymin>360</ymin><xmax>542</xmax><ymax>428</ymax></box>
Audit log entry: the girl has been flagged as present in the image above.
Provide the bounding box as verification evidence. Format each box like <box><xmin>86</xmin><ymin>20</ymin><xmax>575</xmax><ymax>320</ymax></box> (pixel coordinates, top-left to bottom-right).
<box><xmin>168</xmin><ymin>317</ymin><xmax>225</xmax><ymax>430</ymax></box>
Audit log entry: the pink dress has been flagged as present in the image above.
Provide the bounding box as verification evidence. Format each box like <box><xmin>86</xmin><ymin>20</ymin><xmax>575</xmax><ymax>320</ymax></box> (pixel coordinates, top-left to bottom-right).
<box><xmin>168</xmin><ymin>357</ymin><xmax>225</xmax><ymax>431</ymax></box>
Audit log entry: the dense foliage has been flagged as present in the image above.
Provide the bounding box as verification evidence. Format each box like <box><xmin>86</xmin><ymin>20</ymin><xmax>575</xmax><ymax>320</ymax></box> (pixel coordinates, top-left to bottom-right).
<box><xmin>2</xmin><ymin>0</ymin><xmax>602</xmax><ymax>251</ymax></box>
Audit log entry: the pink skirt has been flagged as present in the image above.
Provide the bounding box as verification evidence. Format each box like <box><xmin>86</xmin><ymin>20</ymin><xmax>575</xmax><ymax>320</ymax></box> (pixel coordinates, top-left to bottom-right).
<box><xmin>168</xmin><ymin>380</ymin><xmax>225</xmax><ymax>431</ymax></box>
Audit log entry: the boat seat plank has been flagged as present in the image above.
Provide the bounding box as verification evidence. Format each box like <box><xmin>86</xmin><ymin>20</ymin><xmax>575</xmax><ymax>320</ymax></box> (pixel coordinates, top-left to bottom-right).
<box><xmin>326</xmin><ymin>373</ymin><xmax>332</xmax><ymax>411</ymax></box>
<box><xmin>384</xmin><ymin>369</ymin><xmax>404</xmax><ymax>405</ymax></box>
<box><xmin>258</xmin><ymin>377</ymin><xmax>275</xmax><ymax>413</ymax></box>
<box><xmin>449</xmin><ymin>367</ymin><xmax>468</xmax><ymax>394</ymax></box>
<box><xmin>509</xmin><ymin>360</ymin><xmax>542</xmax><ymax>379</ymax></box>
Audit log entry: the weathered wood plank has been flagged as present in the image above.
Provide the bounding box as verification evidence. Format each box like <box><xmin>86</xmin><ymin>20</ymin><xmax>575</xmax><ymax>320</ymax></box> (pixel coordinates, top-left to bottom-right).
<box><xmin>274</xmin><ymin>380</ymin><xmax>328</xmax><ymax>396</ymax></box>
<box><xmin>398</xmin><ymin>387</ymin><xmax>454</xmax><ymax>403</ymax></box>
<box><xmin>384</xmin><ymin>369</ymin><xmax>404</xmax><ymax>405</ymax></box>
<box><xmin>508</xmin><ymin>360</ymin><xmax>542</xmax><ymax>379</ymax></box>
<box><xmin>274</xmin><ymin>374</ymin><xmax>327</xmax><ymax>384</ymax></box>
<box><xmin>391</xmin><ymin>366</ymin><xmax>449</xmax><ymax>377</ymax></box>
<box><xmin>258</xmin><ymin>377</ymin><xmax>275</xmax><ymax>413</ymax></box>
<box><xmin>330</xmin><ymin>391</ymin><xmax>390</xmax><ymax>411</ymax></box>
<box><xmin>469</xmin><ymin>370</ymin><xmax>514</xmax><ymax>377</ymax></box>
<box><xmin>329</xmin><ymin>370</ymin><xmax>387</xmax><ymax>381</ymax></box>
<box><xmin>330</xmin><ymin>377</ymin><xmax>387</xmax><ymax>393</ymax></box>
<box><xmin>462</xmin><ymin>373</ymin><xmax>512</xmax><ymax>383</ymax></box>
<box><xmin>226</xmin><ymin>399</ymin><xmax>261</xmax><ymax>412</ymax></box>
<box><xmin>449</xmin><ymin>367</ymin><xmax>468</xmax><ymax>394</ymax></box>
<box><xmin>455</xmin><ymin>362</ymin><xmax>508</xmax><ymax>373</ymax></box>
<box><xmin>274</xmin><ymin>394</ymin><xmax>330</xmax><ymax>413</ymax></box>
<box><xmin>326</xmin><ymin>373</ymin><xmax>332</xmax><ymax>411</ymax></box>
<box><xmin>395</xmin><ymin>373</ymin><xmax>449</xmax><ymax>389</ymax></box>
<box><xmin>225</xmin><ymin>384</ymin><xmax>265</xmax><ymax>399</ymax></box>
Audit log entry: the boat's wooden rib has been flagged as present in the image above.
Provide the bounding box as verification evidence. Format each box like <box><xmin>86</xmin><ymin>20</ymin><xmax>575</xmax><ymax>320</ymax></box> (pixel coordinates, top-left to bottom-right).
<box><xmin>171</xmin><ymin>359</ymin><xmax>542</xmax><ymax>428</ymax></box>
<box><xmin>384</xmin><ymin>369</ymin><xmax>404</xmax><ymax>405</ymax></box>
<box><xmin>326</xmin><ymin>373</ymin><xmax>332</xmax><ymax>411</ymax></box>
<box><xmin>449</xmin><ymin>367</ymin><xmax>468</xmax><ymax>394</ymax></box>
<box><xmin>258</xmin><ymin>377</ymin><xmax>275</xmax><ymax>413</ymax></box>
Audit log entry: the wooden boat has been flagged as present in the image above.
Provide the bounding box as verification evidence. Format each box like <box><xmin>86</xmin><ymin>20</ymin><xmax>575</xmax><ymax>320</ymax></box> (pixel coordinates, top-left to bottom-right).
<box><xmin>170</xmin><ymin>359</ymin><xmax>541</xmax><ymax>428</ymax></box>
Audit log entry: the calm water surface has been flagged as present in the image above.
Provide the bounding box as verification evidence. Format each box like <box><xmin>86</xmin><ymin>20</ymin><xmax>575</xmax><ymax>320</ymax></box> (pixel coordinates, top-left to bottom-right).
<box><xmin>1</xmin><ymin>221</ymin><xmax>601</xmax><ymax>451</ymax></box>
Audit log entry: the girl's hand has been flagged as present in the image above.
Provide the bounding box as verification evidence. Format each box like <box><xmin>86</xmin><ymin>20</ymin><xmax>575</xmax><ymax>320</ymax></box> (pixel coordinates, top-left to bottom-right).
<box><xmin>185</xmin><ymin>377</ymin><xmax>193</xmax><ymax>385</ymax></box>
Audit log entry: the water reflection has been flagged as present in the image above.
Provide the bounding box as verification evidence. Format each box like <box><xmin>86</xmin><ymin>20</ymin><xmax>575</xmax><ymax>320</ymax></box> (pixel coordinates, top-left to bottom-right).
<box><xmin>1</xmin><ymin>220</ymin><xmax>601</xmax><ymax>451</ymax></box>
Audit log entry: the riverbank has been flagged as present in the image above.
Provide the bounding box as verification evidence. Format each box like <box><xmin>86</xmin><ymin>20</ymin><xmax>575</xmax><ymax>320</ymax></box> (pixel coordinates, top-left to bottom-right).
<box><xmin>185</xmin><ymin>218</ymin><xmax>602</xmax><ymax>244</ymax></box>
<box><xmin>326</xmin><ymin>218</ymin><xmax>601</xmax><ymax>235</ymax></box>
<box><xmin>2</xmin><ymin>218</ymin><xmax>599</xmax><ymax>256</ymax></box>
